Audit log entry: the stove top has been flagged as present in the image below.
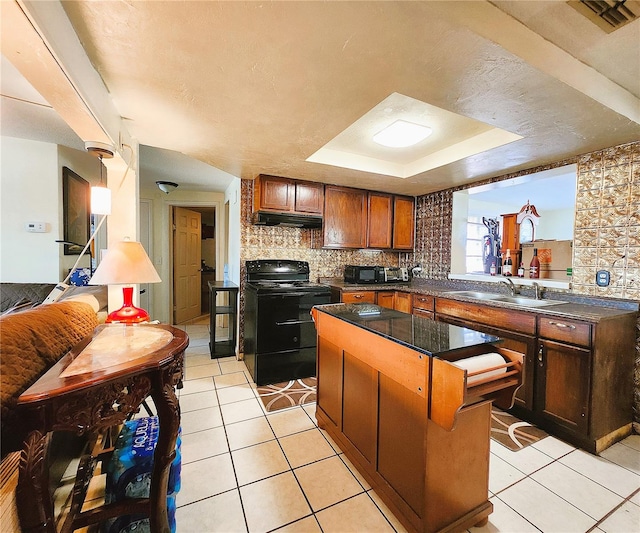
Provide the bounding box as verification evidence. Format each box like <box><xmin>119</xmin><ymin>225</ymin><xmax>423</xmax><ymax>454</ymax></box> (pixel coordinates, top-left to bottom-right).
<box><xmin>246</xmin><ymin>280</ymin><xmax>330</xmax><ymax>294</ymax></box>
<box><xmin>245</xmin><ymin>259</ymin><xmax>330</xmax><ymax>294</ymax></box>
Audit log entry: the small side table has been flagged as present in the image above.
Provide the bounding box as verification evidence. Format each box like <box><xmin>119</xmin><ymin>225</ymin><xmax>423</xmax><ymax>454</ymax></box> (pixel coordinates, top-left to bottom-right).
<box><xmin>209</xmin><ymin>281</ymin><xmax>238</xmax><ymax>358</ymax></box>
<box><xmin>16</xmin><ymin>324</ymin><xmax>188</xmax><ymax>533</ymax></box>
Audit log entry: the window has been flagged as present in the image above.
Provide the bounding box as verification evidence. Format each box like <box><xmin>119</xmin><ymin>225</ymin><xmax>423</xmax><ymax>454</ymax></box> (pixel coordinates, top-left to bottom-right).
<box><xmin>466</xmin><ymin>216</ymin><xmax>485</xmax><ymax>273</ymax></box>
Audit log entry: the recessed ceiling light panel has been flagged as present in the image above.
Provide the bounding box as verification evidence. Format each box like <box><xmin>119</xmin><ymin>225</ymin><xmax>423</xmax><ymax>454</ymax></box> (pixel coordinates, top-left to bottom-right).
<box><xmin>373</xmin><ymin>120</ymin><xmax>432</xmax><ymax>148</ymax></box>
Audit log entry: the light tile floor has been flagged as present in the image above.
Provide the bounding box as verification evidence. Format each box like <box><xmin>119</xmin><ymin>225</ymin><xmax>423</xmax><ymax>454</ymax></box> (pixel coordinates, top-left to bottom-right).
<box><xmin>174</xmin><ymin>325</ymin><xmax>640</xmax><ymax>533</ymax></box>
<box><xmin>57</xmin><ymin>324</ymin><xmax>640</xmax><ymax>532</ymax></box>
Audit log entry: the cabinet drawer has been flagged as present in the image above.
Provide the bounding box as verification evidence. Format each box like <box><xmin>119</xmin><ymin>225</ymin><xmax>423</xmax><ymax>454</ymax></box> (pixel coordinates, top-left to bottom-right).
<box><xmin>435</xmin><ymin>298</ymin><xmax>536</xmax><ymax>335</ymax></box>
<box><xmin>342</xmin><ymin>291</ymin><xmax>376</xmax><ymax>304</ymax></box>
<box><xmin>538</xmin><ymin>317</ymin><xmax>591</xmax><ymax>347</ymax></box>
<box><xmin>413</xmin><ymin>308</ymin><xmax>434</xmax><ymax>319</ymax></box>
<box><xmin>412</xmin><ymin>294</ymin><xmax>434</xmax><ymax>312</ymax></box>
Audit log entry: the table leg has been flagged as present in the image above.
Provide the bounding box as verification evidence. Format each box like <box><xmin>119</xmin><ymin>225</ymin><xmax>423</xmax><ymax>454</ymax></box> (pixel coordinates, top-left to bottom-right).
<box><xmin>17</xmin><ymin>430</ymin><xmax>55</xmax><ymax>533</ymax></box>
<box><xmin>149</xmin><ymin>371</ymin><xmax>180</xmax><ymax>533</ymax></box>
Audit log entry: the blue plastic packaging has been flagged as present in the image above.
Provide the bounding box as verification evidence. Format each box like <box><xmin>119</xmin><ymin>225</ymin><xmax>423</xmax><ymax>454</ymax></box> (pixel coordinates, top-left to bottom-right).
<box><xmin>103</xmin><ymin>417</ymin><xmax>181</xmax><ymax>533</ymax></box>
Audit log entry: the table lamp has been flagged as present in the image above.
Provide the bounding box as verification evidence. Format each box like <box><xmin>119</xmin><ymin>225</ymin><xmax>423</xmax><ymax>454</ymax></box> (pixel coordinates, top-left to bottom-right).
<box><xmin>89</xmin><ymin>239</ymin><xmax>161</xmax><ymax>323</ymax></box>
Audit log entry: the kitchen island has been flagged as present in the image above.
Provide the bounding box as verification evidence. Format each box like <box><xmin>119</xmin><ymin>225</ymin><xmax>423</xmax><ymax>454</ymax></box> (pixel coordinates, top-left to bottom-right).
<box><xmin>312</xmin><ymin>303</ymin><xmax>522</xmax><ymax>533</ymax></box>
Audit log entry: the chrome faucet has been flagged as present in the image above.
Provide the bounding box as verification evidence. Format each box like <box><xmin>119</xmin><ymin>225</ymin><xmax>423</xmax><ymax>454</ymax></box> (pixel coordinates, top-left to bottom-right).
<box><xmin>533</xmin><ymin>282</ymin><xmax>543</xmax><ymax>300</ymax></box>
<box><xmin>500</xmin><ymin>278</ymin><xmax>518</xmax><ymax>296</ymax></box>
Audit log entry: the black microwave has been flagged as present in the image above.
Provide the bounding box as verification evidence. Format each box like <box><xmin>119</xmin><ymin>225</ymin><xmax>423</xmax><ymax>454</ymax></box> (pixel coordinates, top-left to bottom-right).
<box><xmin>344</xmin><ymin>265</ymin><xmax>380</xmax><ymax>284</ymax></box>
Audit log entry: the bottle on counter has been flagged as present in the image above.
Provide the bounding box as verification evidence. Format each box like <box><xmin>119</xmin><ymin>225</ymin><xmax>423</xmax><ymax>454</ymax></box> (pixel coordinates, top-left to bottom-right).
<box><xmin>503</xmin><ymin>250</ymin><xmax>513</xmax><ymax>276</ymax></box>
<box><xmin>517</xmin><ymin>262</ymin><xmax>525</xmax><ymax>278</ymax></box>
<box><xmin>529</xmin><ymin>248</ymin><xmax>540</xmax><ymax>279</ymax></box>
<box><xmin>490</xmin><ymin>261</ymin><xmax>496</xmax><ymax>276</ymax></box>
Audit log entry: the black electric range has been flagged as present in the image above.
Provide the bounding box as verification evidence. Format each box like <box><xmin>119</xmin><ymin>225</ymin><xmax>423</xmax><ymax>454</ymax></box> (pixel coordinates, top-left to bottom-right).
<box><xmin>243</xmin><ymin>260</ymin><xmax>331</xmax><ymax>385</ymax></box>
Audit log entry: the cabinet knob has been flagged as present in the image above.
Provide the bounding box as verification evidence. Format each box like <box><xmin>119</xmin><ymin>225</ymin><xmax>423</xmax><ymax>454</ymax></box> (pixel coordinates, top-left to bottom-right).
<box><xmin>354</xmin><ymin>294</ymin><xmax>363</xmax><ymax>299</ymax></box>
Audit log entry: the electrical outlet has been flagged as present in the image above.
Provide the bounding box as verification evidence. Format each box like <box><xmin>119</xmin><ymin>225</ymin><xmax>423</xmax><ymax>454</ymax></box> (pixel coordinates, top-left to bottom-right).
<box><xmin>596</xmin><ymin>270</ymin><xmax>610</xmax><ymax>287</ymax></box>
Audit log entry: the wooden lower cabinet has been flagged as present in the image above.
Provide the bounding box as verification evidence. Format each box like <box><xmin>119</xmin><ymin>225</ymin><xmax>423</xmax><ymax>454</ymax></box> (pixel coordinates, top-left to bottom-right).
<box><xmin>376</xmin><ymin>291</ymin><xmax>395</xmax><ymax>309</ymax></box>
<box><xmin>435</xmin><ymin>297</ymin><xmax>637</xmax><ymax>453</ymax></box>
<box><xmin>342</xmin><ymin>352</ymin><xmax>378</xmax><ymax>465</ymax></box>
<box><xmin>536</xmin><ymin>339</ymin><xmax>590</xmax><ymax>435</ymax></box>
<box><xmin>394</xmin><ymin>291</ymin><xmax>412</xmax><ymax>313</ymax></box>
<box><xmin>313</xmin><ymin>309</ymin><xmax>519</xmax><ymax>533</ymax></box>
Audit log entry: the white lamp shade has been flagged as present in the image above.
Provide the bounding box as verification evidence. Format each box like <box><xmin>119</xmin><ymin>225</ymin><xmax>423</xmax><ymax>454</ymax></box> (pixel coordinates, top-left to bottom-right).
<box><xmin>91</xmin><ymin>186</ymin><xmax>112</xmax><ymax>215</ymax></box>
<box><xmin>89</xmin><ymin>240</ymin><xmax>161</xmax><ymax>285</ymax></box>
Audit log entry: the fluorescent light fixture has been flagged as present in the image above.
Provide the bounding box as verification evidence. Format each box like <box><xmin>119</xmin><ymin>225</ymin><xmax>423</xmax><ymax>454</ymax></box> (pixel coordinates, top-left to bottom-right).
<box><xmin>373</xmin><ymin>120</ymin><xmax>432</xmax><ymax>148</ymax></box>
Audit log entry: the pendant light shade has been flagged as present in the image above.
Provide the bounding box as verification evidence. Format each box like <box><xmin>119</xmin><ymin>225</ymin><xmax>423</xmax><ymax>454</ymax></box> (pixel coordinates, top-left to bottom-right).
<box><xmin>91</xmin><ymin>185</ymin><xmax>111</xmax><ymax>215</ymax></box>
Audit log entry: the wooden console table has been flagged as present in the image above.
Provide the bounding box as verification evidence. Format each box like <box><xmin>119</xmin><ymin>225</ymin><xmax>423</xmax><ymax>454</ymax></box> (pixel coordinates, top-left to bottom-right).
<box><xmin>16</xmin><ymin>324</ymin><xmax>189</xmax><ymax>533</ymax></box>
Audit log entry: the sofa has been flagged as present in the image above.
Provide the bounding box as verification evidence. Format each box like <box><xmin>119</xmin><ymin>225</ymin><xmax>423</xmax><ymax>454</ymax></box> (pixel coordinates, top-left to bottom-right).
<box><xmin>0</xmin><ymin>292</ymin><xmax>104</xmax><ymax>530</ymax></box>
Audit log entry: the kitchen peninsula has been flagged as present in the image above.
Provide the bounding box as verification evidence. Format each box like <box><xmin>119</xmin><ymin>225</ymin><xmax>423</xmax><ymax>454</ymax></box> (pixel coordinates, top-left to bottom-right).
<box><xmin>312</xmin><ymin>303</ymin><xmax>522</xmax><ymax>533</ymax></box>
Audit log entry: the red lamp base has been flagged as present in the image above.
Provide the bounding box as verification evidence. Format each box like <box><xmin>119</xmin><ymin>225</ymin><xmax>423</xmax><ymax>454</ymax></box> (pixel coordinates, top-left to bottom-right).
<box><xmin>105</xmin><ymin>286</ymin><xmax>150</xmax><ymax>324</ymax></box>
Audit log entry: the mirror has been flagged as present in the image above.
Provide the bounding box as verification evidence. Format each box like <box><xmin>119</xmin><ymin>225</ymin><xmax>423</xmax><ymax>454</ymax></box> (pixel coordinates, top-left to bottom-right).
<box><xmin>451</xmin><ymin>164</ymin><xmax>577</xmax><ymax>278</ymax></box>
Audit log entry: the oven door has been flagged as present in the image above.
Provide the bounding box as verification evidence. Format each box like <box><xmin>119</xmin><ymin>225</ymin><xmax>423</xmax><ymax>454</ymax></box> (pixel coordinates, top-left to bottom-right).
<box><xmin>255</xmin><ymin>291</ymin><xmax>330</xmax><ymax>354</ymax></box>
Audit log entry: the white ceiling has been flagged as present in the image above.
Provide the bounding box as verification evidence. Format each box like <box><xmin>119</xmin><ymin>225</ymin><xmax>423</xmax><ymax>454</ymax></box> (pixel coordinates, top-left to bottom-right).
<box><xmin>2</xmin><ymin>1</ymin><xmax>639</xmax><ymax>198</ymax></box>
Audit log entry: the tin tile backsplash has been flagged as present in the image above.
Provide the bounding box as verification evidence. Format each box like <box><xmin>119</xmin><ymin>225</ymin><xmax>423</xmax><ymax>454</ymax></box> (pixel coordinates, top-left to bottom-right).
<box><xmin>237</xmin><ymin>141</ymin><xmax>639</xmax><ymax>427</ymax></box>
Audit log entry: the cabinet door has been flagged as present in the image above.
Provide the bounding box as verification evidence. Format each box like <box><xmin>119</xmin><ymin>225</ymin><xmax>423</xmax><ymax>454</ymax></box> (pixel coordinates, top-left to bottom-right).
<box><xmin>500</xmin><ymin>213</ymin><xmax>520</xmax><ymax>253</ymax></box>
<box><xmin>255</xmin><ymin>175</ymin><xmax>293</xmax><ymax>212</ymax></box>
<box><xmin>376</xmin><ymin>291</ymin><xmax>395</xmax><ymax>309</ymax></box>
<box><xmin>295</xmin><ymin>181</ymin><xmax>324</xmax><ymax>215</ymax></box>
<box><xmin>342</xmin><ymin>352</ymin><xmax>378</xmax><ymax>465</ymax></box>
<box><xmin>323</xmin><ymin>186</ymin><xmax>368</xmax><ymax>248</ymax></box>
<box><xmin>317</xmin><ymin>336</ymin><xmax>343</xmax><ymax>428</ymax></box>
<box><xmin>392</xmin><ymin>196</ymin><xmax>415</xmax><ymax>250</ymax></box>
<box><xmin>394</xmin><ymin>292</ymin><xmax>412</xmax><ymax>314</ymax></box>
<box><xmin>367</xmin><ymin>192</ymin><xmax>393</xmax><ymax>249</ymax></box>
<box><xmin>342</xmin><ymin>291</ymin><xmax>376</xmax><ymax>304</ymax></box>
<box><xmin>536</xmin><ymin>339</ymin><xmax>590</xmax><ymax>434</ymax></box>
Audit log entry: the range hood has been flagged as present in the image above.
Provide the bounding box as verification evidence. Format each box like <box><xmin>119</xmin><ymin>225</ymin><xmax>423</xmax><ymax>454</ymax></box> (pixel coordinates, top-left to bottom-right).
<box><xmin>252</xmin><ymin>211</ymin><xmax>323</xmax><ymax>228</ymax></box>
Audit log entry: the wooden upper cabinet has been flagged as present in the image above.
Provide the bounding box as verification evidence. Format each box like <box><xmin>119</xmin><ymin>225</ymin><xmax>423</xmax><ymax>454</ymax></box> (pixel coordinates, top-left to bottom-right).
<box><xmin>392</xmin><ymin>195</ymin><xmax>415</xmax><ymax>250</ymax></box>
<box><xmin>323</xmin><ymin>186</ymin><xmax>368</xmax><ymax>249</ymax></box>
<box><xmin>367</xmin><ymin>192</ymin><xmax>393</xmax><ymax>248</ymax></box>
<box><xmin>254</xmin><ymin>175</ymin><xmax>324</xmax><ymax>216</ymax></box>
<box><xmin>254</xmin><ymin>175</ymin><xmax>293</xmax><ymax>212</ymax></box>
<box><xmin>294</xmin><ymin>181</ymin><xmax>324</xmax><ymax>215</ymax></box>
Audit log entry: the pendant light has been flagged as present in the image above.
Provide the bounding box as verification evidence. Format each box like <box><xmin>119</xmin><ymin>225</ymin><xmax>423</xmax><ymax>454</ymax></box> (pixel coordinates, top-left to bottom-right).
<box><xmin>86</xmin><ymin>141</ymin><xmax>113</xmax><ymax>215</ymax></box>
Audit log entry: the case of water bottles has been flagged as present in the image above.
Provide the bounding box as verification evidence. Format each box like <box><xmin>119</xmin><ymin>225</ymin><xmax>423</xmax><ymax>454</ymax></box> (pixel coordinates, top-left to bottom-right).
<box><xmin>103</xmin><ymin>416</ymin><xmax>181</xmax><ymax>533</ymax></box>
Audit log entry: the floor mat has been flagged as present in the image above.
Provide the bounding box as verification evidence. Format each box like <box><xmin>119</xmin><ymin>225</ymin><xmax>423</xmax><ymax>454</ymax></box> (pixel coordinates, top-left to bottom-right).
<box><xmin>491</xmin><ymin>408</ymin><xmax>548</xmax><ymax>451</ymax></box>
<box><xmin>256</xmin><ymin>378</ymin><xmax>317</xmax><ymax>412</ymax></box>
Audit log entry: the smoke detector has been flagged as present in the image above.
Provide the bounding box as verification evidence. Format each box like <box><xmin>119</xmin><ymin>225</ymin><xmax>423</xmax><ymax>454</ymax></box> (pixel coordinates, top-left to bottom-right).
<box><xmin>85</xmin><ymin>141</ymin><xmax>115</xmax><ymax>158</ymax></box>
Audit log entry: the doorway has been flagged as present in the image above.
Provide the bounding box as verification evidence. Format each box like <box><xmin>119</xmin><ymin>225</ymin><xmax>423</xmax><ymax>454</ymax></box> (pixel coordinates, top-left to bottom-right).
<box><xmin>171</xmin><ymin>205</ymin><xmax>217</xmax><ymax>325</ymax></box>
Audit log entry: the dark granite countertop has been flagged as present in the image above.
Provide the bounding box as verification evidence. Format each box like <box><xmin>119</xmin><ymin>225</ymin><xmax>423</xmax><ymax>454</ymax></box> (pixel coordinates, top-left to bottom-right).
<box><xmin>321</xmin><ymin>278</ymin><xmax>639</xmax><ymax>323</ymax></box>
<box><xmin>314</xmin><ymin>303</ymin><xmax>499</xmax><ymax>358</ymax></box>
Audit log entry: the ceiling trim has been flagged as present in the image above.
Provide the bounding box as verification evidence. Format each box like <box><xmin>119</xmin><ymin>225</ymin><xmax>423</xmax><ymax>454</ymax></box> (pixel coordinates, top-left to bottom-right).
<box><xmin>2</xmin><ymin>0</ymin><xmax>132</xmax><ymax>154</ymax></box>
<box><xmin>430</xmin><ymin>1</ymin><xmax>640</xmax><ymax>124</ymax></box>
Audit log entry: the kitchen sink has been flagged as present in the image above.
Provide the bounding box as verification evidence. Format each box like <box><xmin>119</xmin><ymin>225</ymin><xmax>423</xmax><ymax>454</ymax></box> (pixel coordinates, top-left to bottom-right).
<box><xmin>444</xmin><ymin>291</ymin><xmax>503</xmax><ymax>300</ymax></box>
<box><xmin>444</xmin><ymin>291</ymin><xmax>566</xmax><ymax>307</ymax></box>
<box><xmin>490</xmin><ymin>296</ymin><xmax>566</xmax><ymax>307</ymax></box>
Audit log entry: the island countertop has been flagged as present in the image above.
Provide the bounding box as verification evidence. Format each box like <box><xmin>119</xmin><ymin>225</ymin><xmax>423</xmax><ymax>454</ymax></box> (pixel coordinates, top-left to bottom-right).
<box><xmin>313</xmin><ymin>303</ymin><xmax>499</xmax><ymax>358</ymax></box>
<box><xmin>312</xmin><ymin>302</ymin><xmax>522</xmax><ymax>533</ymax></box>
